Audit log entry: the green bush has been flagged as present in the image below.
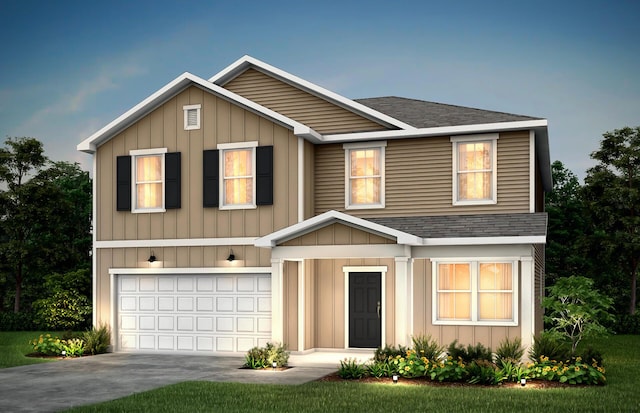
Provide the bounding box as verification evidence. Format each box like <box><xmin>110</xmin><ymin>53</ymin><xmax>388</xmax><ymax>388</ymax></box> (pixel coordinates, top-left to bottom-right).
<box><xmin>338</xmin><ymin>358</ymin><xmax>368</xmax><ymax>379</ymax></box>
<box><xmin>30</xmin><ymin>333</ymin><xmax>63</xmax><ymax>356</ymax></box>
<box><xmin>61</xmin><ymin>338</ymin><xmax>85</xmax><ymax>357</ymax></box>
<box><xmin>244</xmin><ymin>342</ymin><xmax>289</xmax><ymax>369</ymax></box>
<box><xmin>495</xmin><ymin>336</ymin><xmax>524</xmax><ymax>367</ymax></box>
<box><xmin>32</xmin><ymin>269</ymin><xmax>92</xmax><ymax>331</ymax></box>
<box><xmin>82</xmin><ymin>324</ymin><xmax>111</xmax><ymax>355</ymax></box>
<box><xmin>447</xmin><ymin>340</ymin><xmax>492</xmax><ymax>363</ymax></box>
<box><xmin>373</xmin><ymin>344</ymin><xmax>407</xmax><ymax>362</ymax></box>
<box><xmin>528</xmin><ymin>332</ymin><xmax>570</xmax><ymax>362</ymax></box>
<box><xmin>366</xmin><ymin>360</ymin><xmax>391</xmax><ymax>378</ymax></box>
<box><xmin>0</xmin><ymin>311</ymin><xmax>40</xmax><ymax>331</ymax></box>
<box><xmin>467</xmin><ymin>359</ymin><xmax>504</xmax><ymax>385</ymax></box>
<box><xmin>615</xmin><ymin>313</ymin><xmax>640</xmax><ymax>334</ymax></box>
<box><xmin>412</xmin><ymin>334</ymin><xmax>444</xmax><ymax>361</ymax></box>
<box><xmin>429</xmin><ymin>356</ymin><xmax>467</xmax><ymax>382</ymax></box>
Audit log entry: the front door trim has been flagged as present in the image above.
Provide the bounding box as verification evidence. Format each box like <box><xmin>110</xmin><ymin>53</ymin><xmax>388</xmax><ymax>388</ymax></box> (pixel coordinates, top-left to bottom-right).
<box><xmin>343</xmin><ymin>266</ymin><xmax>387</xmax><ymax>349</ymax></box>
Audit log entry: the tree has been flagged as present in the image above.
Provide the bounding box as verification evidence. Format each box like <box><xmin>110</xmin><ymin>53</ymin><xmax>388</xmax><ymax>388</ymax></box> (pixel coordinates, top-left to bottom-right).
<box><xmin>545</xmin><ymin>161</ymin><xmax>589</xmax><ymax>286</ymax></box>
<box><xmin>542</xmin><ymin>276</ymin><xmax>613</xmax><ymax>354</ymax></box>
<box><xmin>0</xmin><ymin>137</ymin><xmax>47</xmax><ymax>312</ymax></box>
<box><xmin>583</xmin><ymin>126</ymin><xmax>640</xmax><ymax>315</ymax></box>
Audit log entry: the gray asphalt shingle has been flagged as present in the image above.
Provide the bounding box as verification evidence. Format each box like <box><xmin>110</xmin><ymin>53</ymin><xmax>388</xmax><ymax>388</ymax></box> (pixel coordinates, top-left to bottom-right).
<box><xmin>368</xmin><ymin>213</ymin><xmax>547</xmax><ymax>239</ymax></box>
<box><xmin>355</xmin><ymin>96</ymin><xmax>541</xmax><ymax>128</ymax></box>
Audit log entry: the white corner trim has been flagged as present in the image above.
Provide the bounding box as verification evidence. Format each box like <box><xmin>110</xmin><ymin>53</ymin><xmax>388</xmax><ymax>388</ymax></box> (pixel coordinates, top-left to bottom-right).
<box><xmin>95</xmin><ymin>237</ymin><xmax>257</xmax><ymax>249</ymax></box>
<box><xmin>529</xmin><ymin>130</ymin><xmax>536</xmax><ymax>213</ymax></box>
<box><xmin>298</xmin><ymin>137</ymin><xmax>304</xmax><ymax>223</ymax></box>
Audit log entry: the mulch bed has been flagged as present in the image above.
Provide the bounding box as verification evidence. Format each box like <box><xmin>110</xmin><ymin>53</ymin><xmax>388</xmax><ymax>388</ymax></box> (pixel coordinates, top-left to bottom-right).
<box><xmin>316</xmin><ymin>371</ymin><xmax>576</xmax><ymax>388</ymax></box>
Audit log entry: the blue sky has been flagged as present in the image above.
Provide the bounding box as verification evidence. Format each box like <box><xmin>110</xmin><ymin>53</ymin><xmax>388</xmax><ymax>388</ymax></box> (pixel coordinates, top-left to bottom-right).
<box><xmin>1</xmin><ymin>0</ymin><xmax>638</xmax><ymax>180</ymax></box>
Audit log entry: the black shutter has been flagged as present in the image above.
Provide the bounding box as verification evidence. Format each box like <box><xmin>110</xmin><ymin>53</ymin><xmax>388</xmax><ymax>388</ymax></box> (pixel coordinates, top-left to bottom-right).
<box><xmin>203</xmin><ymin>149</ymin><xmax>219</xmax><ymax>207</ymax></box>
<box><xmin>256</xmin><ymin>145</ymin><xmax>273</xmax><ymax>206</ymax></box>
<box><xmin>116</xmin><ymin>155</ymin><xmax>131</xmax><ymax>211</ymax></box>
<box><xmin>165</xmin><ymin>152</ymin><xmax>181</xmax><ymax>209</ymax></box>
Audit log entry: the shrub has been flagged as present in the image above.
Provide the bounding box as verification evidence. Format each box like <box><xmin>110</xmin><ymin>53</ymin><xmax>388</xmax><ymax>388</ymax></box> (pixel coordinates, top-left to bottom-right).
<box><xmin>61</xmin><ymin>338</ymin><xmax>85</xmax><ymax>357</ymax></box>
<box><xmin>244</xmin><ymin>342</ymin><xmax>289</xmax><ymax>369</ymax></box>
<box><xmin>495</xmin><ymin>336</ymin><xmax>524</xmax><ymax>367</ymax></box>
<box><xmin>527</xmin><ymin>356</ymin><xmax>606</xmax><ymax>385</ymax></box>
<box><xmin>82</xmin><ymin>324</ymin><xmax>111</xmax><ymax>355</ymax></box>
<box><xmin>447</xmin><ymin>340</ymin><xmax>492</xmax><ymax>363</ymax></box>
<box><xmin>373</xmin><ymin>344</ymin><xmax>407</xmax><ymax>362</ymax></box>
<box><xmin>32</xmin><ymin>269</ymin><xmax>92</xmax><ymax>331</ymax></box>
<box><xmin>366</xmin><ymin>360</ymin><xmax>391</xmax><ymax>378</ymax></box>
<box><xmin>467</xmin><ymin>359</ymin><xmax>503</xmax><ymax>385</ymax></box>
<box><xmin>528</xmin><ymin>332</ymin><xmax>570</xmax><ymax>362</ymax></box>
<box><xmin>388</xmin><ymin>349</ymin><xmax>428</xmax><ymax>378</ymax></box>
<box><xmin>615</xmin><ymin>313</ymin><xmax>640</xmax><ymax>334</ymax></box>
<box><xmin>338</xmin><ymin>358</ymin><xmax>367</xmax><ymax>379</ymax></box>
<box><xmin>0</xmin><ymin>311</ymin><xmax>39</xmax><ymax>331</ymax></box>
<box><xmin>577</xmin><ymin>345</ymin><xmax>605</xmax><ymax>366</ymax></box>
<box><xmin>429</xmin><ymin>356</ymin><xmax>467</xmax><ymax>382</ymax></box>
<box><xmin>30</xmin><ymin>334</ymin><xmax>64</xmax><ymax>356</ymax></box>
<box><xmin>411</xmin><ymin>334</ymin><xmax>444</xmax><ymax>361</ymax></box>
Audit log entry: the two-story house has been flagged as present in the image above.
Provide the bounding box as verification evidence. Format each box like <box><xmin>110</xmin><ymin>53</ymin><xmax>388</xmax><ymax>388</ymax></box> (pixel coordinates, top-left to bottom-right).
<box><xmin>78</xmin><ymin>55</ymin><xmax>550</xmax><ymax>356</ymax></box>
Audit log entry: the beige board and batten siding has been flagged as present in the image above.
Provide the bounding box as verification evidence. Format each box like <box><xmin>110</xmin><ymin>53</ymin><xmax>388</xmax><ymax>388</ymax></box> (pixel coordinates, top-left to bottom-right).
<box><xmin>223</xmin><ymin>68</ymin><xmax>389</xmax><ymax>135</ymax></box>
<box><xmin>412</xmin><ymin>259</ymin><xmax>521</xmax><ymax>350</ymax></box>
<box><xmin>96</xmin><ymin>85</ymin><xmax>300</xmax><ymax>242</ymax></box>
<box><xmin>314</xmin><ymin>131</ymin><xmax>531</xmax><ymax>218</ymax></box>
<box><xmin>281</xmin><ymin>223</ymin><xmax>396</xmax><ymax>247</ymax></box>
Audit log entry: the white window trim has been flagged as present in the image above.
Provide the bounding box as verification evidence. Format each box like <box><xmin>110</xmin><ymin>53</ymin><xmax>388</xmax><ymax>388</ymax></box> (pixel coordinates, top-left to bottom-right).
<box><xmin>217</xmin><ymin>141</ymin><xmax>258</xmax><ymax>210</ymax></box>
<box><xmin>130</xmin><ymin>148</ymin><xmax>167</xmax><ymax>214</ymax></box>
<box><xmin>451</xmin><ymin>134</ymin><xmax>498</xmax><ymax>206</ymax></box>
<box><xmin>343</xmin><ymin>141</ymin><xmax>386</xmax><ymax>210</ymax></box>
<box><xmin>183</xmin><ymin>104</ymin><xmax>201</xmax><ymax>130</ymax></box>
<box><xmin>431</xmin><ymin>257</ymin><xmax>518</xmax><ymax>326</ymax></box>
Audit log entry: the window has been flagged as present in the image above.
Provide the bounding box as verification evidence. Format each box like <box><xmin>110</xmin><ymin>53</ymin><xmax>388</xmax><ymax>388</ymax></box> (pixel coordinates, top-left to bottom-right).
<box><xmin>218</xmin><ymin>142</ymin><xmax>257</xmax><ymax>209</ymax></box>
<box><xmin>344</xmin><ymin>141</ymin><xmax>386</xmax><ymax>209</ymax></box>
<box><xmin>433</xmin><ymin>260</ymin><xmax>517</xmax><ymax>325</ymax></box>
<box><xmin>183</xmin><ymin>104</ymin><xmax>201</xmax><ymax>130</ymax></box>
<box><xmin>117</xmin><ymin>148</ymin><xmax>181</xmax><ymax>213</ymax></box>
<box><xmin>451</xmin><ymin>134</ymin><xmax>498</xmax><ymax>205</ymax></box>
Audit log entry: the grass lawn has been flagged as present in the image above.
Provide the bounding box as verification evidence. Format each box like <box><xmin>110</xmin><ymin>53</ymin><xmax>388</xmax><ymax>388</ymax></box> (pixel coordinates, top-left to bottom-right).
<box><xmin>65</xmin><ymin>335</ymin><xmax>640</xmax><ymax>413</ymax></box>
<box><xmin>0</xmin><ymin>331</ymin><xmax>61</xmax><ymax>368</ymax></box>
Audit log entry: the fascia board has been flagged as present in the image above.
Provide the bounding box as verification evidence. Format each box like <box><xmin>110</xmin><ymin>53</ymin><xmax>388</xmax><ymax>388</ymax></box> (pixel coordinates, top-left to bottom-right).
<box><xmin>254</xmin><ymin>210</ymin><xmax>422</xmax><ymax>248</ymax></box>
<box><xmin>209</xmin><ymin>55</ymin><xmax>416</xmax><ymax>131</ymax></box>
<box><xmin>321</xmin><ymin>119</ymin><xmax>549</xmax><ymax>143</ymax></box>
<box><xmin>422</xmin><ymin>236</ymin><xmax>547</xmax><ymax>246</ymax></box>
<box><xmin>77</xmin><ymin>71</ymin><xmax>320</xmax><ymax>153</ymax></box>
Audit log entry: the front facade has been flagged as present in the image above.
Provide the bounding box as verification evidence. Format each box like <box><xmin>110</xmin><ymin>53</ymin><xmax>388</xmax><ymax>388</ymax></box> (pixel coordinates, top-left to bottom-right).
<box><xmin>78</xmin><ymin>56</ymin><xmax>551</xmax><ymax>355</ymax></box>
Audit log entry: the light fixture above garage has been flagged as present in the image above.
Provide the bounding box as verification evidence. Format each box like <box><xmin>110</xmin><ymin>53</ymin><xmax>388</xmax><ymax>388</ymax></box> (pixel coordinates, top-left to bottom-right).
<box><xmin>148</xmin><ymin>251</ymin><xmax>156</xmax><ymax>263</ymax></box>
<box><xmin>227</xmin><ymin>249</ymin><xmax>235</xmax><ymax>262</ymax></box>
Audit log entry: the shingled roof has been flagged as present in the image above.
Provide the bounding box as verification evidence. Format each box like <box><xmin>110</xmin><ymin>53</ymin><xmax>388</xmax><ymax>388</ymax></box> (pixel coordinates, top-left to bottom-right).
<box><xmin>368</xmin><ymin>213</ymin><xmax>547</xmax><ymax>239</ymax></box>
<box><xmin>355</xmin><ymin>96</ymin><xmax>540</xmax><ymax>129</ymax></box>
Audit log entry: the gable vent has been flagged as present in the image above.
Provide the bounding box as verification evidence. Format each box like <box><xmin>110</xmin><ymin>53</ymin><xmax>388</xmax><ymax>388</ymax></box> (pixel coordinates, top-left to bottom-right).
<box><xmin>183</xmin><ymin>104</ymin><xmax>201</xmax><ymax>130</ymax></box>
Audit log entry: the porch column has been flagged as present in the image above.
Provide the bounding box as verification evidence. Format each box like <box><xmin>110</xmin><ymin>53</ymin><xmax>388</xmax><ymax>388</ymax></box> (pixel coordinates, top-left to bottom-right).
<box><xmin>271</xmin><ymin>258</ymin><xmax>284</xmax><ymax>344</ymax></box>
<box><xmin>520</xmin><ymin>256</ymin><xmax>535</xmax><ymax>352</ymax></box>
<box><xmin>394</xmin><ymin>257</ymin><xmax>413</xmax><ymax>347</ymax></box>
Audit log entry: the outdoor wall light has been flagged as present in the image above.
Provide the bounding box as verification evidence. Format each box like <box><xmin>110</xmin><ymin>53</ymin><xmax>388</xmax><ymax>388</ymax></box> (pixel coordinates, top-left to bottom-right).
<box><xmin>392</xmin><ymin>374</ymin><xmax>398</xmax><ymax>384</ymax></box>
<box><xmin>520</xmin><ymin>378</ymin><xmax>526</xmax><ymax>387</ymax></box>
<box><xmin>147</xmin><ymin>251</ymin><xmax>156</xmax><ymax>263</ymax></box>
<box><xmin>227</xmin><ymin>249</ymin><xmax>235</xmax><ymax>262</ymax></box>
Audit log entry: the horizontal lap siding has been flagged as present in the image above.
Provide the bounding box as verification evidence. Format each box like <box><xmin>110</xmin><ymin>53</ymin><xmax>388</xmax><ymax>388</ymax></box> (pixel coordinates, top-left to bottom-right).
<box><xmin>224</xmin><ymin>69</ymin><xmax>388</xmax><ymax>134</ymax></box>
<box><xmin>314</xmin><ymin>132</ymin><xmax>531</xmax><ymax>217</ymax></box>
<box><xmin>96</xmin><ymin>86</ymin><xmax>299</xmax><ymax>242</ymax></box>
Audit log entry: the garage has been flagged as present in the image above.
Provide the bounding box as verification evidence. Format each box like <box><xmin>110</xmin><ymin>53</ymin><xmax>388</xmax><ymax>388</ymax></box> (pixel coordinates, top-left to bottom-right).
<box><xmin>116</xmin><ymin>273</ymin><xmax>272</xmax><ymax>354</ymax></box>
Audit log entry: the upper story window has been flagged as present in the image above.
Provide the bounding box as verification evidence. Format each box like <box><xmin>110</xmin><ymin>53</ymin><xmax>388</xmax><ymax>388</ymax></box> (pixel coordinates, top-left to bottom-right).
<box><xmin>116</xmin><ymin>148</ymin><xmax>181</xmax><ymax>213</ymax></box>
<box><xmin>218</xmin><ymin>141</ymin><xmax>257</xmax><ymax>209</ymax></box>
<box><xmin>451</xmin><ymin>134</ymin><xmax>498</xmax><ymax>205</ymax></box>
<box><xmin>433</xmin><ymin>259</ymin><xmax>517</xmax><ymax>326</ymax></box>
<box><xmin>343</xmin><ymin>141</ymin><xmax>386</xmax><ymax>209</ymax></box>
<box><xmin>183</xmin><ymin>104</ymin><xmax>201</xmax><ymax>130</ymax></box>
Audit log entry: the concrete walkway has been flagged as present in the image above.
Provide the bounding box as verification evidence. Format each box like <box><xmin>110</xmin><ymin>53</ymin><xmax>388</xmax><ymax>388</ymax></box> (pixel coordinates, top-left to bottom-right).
<box><xmin>0</xmin><ymin>351</ymin><xmax>365</xmax><ymax>413</ymax></box>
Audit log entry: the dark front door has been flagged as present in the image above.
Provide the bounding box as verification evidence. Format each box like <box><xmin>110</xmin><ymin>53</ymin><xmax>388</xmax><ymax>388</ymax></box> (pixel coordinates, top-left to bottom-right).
<box><xmin>349</xmin><ymin>272</ymin><xmax>382</xmax><ymax>348</ymax></box>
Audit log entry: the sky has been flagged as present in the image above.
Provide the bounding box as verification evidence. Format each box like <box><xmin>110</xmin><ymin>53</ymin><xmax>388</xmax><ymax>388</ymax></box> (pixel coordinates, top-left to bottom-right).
<box><xmin>1</xmin><ymin>0</ymin><xmax>638</xmax><ymax>181</ymax></box>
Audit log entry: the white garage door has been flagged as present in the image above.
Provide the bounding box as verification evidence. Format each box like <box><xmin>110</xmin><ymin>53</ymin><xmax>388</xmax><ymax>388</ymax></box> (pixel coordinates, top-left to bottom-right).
<box><xmin>117</xmin><ymin>274</ymin><xmax>272</xmax><ymax>353</ymax></box>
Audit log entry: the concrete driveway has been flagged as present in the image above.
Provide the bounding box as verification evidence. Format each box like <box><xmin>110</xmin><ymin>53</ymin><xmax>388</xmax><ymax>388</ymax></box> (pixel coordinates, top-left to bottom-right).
<box><xmin>0</xmin><ymin>353</ymin><xmax>339</xmax><ymax>413</ymax></box>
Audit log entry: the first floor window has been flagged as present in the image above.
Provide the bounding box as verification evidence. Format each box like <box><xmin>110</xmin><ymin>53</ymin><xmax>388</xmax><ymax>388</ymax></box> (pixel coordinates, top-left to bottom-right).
<box><xmin>344</xmin><ymin>141</ymin><xmax>385</xmax><ymax>209</ymax></box>
<box><xmin>434</xmin><ymin>260</ymin><xmax>517</xmax><ymax>325</ymax></box>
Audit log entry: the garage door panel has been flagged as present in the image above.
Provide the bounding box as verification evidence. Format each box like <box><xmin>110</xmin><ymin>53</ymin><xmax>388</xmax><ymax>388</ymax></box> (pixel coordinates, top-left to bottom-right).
<box><xmin>117</xmin><ymin>274</ymin><xmax>271</xmax><ymax>354</ymax></box>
